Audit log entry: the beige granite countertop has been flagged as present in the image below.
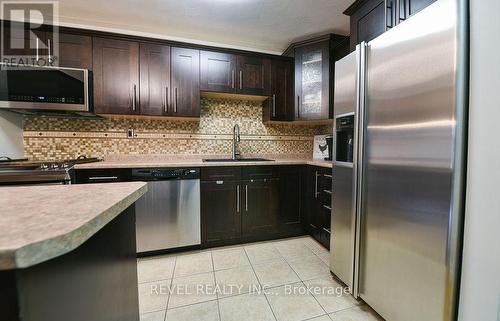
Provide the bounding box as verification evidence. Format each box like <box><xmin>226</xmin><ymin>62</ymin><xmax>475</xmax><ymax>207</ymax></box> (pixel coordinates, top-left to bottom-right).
<box><xmin>0</xmin><ymin>182</ymin><xmax>147</xmax><ymax>270</ymax></box>
<box><xmin>74</xmin><ymin>154</ymin><xmax>333</xmax><ymax>170</ymax></box>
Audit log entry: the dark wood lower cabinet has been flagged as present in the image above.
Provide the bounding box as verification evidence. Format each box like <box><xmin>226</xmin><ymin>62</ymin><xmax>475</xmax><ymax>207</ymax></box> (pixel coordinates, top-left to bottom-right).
<box><xmin>201</xmin><ymin>166</ymin><xmax>306</xmax><ymax>247</ymax></box>
<box><xmin>302</xmin><ymin>166</ymin><xmax>332</xmax><ymax>249</ymax></box>
<box><xmin>241</xmin><ymin>178</ymin><xmax>280</xmax><ymax>238</ymax></box>
<box><xmin>201</xmin><ymin>180</ymin><xmax>242</xmax><ymax>245</ymax></box>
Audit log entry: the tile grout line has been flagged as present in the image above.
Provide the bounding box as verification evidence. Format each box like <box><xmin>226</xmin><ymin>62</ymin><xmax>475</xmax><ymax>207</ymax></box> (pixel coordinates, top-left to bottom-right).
<box><xmin>163</xmin><ymin>256</ymin><xmax>177</xmax><ymax>321</ymax></box>
<box><xmin>280</xmin><ymin>240</ymin><xmax>332</xmax><ymax>321</ymax></box>
<box><xmin>210</xmin><ymin>250</ymin><xmax>223</xmax><ymax>321</ymax></box>
<box><xmin>243</xmin><ymin>246</ymin><xmax>279</xmax><ymax>321</ymax></box>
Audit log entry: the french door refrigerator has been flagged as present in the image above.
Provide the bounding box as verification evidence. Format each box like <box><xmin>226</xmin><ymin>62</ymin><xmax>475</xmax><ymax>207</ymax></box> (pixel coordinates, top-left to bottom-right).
<box><xmin>329</xmin><ymin>0</ymin><xmax>468</xmax><ymax>320</ymax></box>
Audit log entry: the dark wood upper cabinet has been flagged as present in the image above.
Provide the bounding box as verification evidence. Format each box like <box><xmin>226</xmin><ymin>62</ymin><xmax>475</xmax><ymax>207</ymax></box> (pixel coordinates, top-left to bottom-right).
<box><xmin>345</xmin><ymin>0</ymin><xmax>385</xmax><ymax>51</ymax></box>
<box><xmin>345</xmin><ymin>0</ymin><xmax>436</xmax><ymax>51</ymax></box>
<box><xmin>236</xmin><ymin>55</ymin><xmax>267</xmax><ymax>96</ymax></box>
<box><xmin>294</xmin><ymin>40</ymin><xmax>331</xmax><ymax>120</ymax></box>
<box><xmin>58</xmin><ymin>33</ymin><xmax>92</xmax><ymax>70</ymax></box>
<box><xmin>200</xmin><ymin>51</ymin><xmax>236</xmax><ymax>93</ymax></box>
<box><xmin>139</xmin><ymin>43</ymin><xmax>170</xmax><ymax>116</ymax></box>
<box><xmin>263</xmin><ymin>58</ymin><xmax>294</xmax><ymax>121</ymax></box>
<box><xmin>170</xmin><ymin>47</ymin><xmax>200</xmax><ymax>117</ymax></box>
<box><xmin>92</xmin><ymin>37</ymin><xmax>139</xmax><ymax>115</ymax></box>
<box><xmin>401</xmin><ymin>0</ymin><xmax>436</xmax><ymax>20</ymax></box>
<box><xmin>200</xmin><ymin>51</ymin><xmax>269</xmax><ymax>96</ymax></box>
<box><xmin>285</xmin><ymin>34</ymin><xmax>348</xmax><ymax>121</ymax></box>
<box><xmin>241</xmin><ymin>178</ymin><xmax>280</xmax><ymax>238</ymax></box>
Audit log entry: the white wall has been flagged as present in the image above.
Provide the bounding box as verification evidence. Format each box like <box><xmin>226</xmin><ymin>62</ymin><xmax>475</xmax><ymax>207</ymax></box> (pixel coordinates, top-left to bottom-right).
<box><xmin>0</xmin><ymin>110</ymin><xmax>24</xmax><ymax>159</ymax></box>
<box><xmin>458</xmin><ymin>0</ymin><xmax>500</xmax><ymax>320</ymax></box>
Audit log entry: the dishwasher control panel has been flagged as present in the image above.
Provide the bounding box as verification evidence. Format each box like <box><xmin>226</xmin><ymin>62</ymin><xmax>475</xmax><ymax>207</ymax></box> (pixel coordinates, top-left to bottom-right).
<box><xmin>131</xmin><ymin>168</ymin><xmax>200</xmax><ymax>180</ymax></box>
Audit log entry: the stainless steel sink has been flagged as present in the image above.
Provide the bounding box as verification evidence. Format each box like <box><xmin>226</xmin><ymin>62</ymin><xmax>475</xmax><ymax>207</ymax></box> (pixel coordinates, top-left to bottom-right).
<box><xmin>202</xmin><ymin>158</ymin><xmax>274</xmax><ymax>162</ymax></box>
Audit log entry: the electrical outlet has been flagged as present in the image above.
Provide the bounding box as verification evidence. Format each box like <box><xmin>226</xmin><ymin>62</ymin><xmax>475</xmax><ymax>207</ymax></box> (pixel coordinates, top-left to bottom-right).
<box><xmin>127</xmin><ymin>128</ymin><xmax>134</xmax><ymax>139</ymax></box>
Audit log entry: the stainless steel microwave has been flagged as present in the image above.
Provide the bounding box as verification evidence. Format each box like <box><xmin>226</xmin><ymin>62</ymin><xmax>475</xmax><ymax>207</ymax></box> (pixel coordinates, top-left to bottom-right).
<box><xmin>0</xmin><ymin>63</ymin><xmax>91</xmax><ymax>113</ymax></box>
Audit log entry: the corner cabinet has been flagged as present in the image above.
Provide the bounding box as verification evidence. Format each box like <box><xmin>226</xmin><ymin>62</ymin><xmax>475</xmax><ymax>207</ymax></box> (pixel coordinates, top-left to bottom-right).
<box><xmin>345</xmin><ymin>0</ymin><xmax>436</xmax><ymax>51</ymax></box>
<box><xmin>285</xmin><ymin>34</ymin><xmax>349</xmax><ymax>121</ymax></box>
<box><xmin>294</xmin><ymin>41</ymin><xmax>330</xmax><ymax>120</ymax></box>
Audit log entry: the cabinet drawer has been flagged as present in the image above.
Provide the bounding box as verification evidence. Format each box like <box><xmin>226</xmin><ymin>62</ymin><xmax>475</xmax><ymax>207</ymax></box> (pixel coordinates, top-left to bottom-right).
<box><xmin>241</xmin><ymin>166</ymin><xmax>277</xmax><ymax>180</ymax></box>
<box><xmin>201</xmin><ymin>167</ymin><xmax>241</xmax><ymax>181</ymax></box>
<box><xmin>75</xmin><ymin>169</ymin><xmax>130</xmax><ymax>184</ymax></box>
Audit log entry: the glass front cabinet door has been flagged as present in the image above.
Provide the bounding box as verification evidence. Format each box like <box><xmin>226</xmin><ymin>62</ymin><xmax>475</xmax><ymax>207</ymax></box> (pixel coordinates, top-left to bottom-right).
<box><xmin>294</xmin><ymin>41</ymin><xmax>330</xmax><ymax>120</ymax></box>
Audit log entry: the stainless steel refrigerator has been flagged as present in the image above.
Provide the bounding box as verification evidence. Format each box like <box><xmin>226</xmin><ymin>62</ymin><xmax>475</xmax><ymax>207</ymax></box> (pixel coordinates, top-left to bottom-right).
<box><xmin>329</xmin><ymin>0</ymin><xmax>468</xmax><ymax>320</ymax></box>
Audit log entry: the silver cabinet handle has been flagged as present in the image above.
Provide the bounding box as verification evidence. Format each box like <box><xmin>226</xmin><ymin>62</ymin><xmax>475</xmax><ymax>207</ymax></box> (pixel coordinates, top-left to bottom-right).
<box><xmin>239</xmin><ymin>70</ymin><xmax>243</xmax><ymax>90</ymax></box>
<box><xmin>272</xmin><ymin>94</ymin><xmax>276</xmax><ymax>117</ymax></box>
<box><xmin>245</xmin><ymin>185</ymin><xmax>248</xmax><ymax>211</ymax></box>
<box><xmin>323</xmin><ymin>189</ymin><xmax>332</xmax><ymax>195</ymax></box>
<box><xmin>323</xmin><ymin>205</ymin><xmax>332</xmax><ymax>211</ymax></box>
<box><xmin>315</xmin><ymin>170</ymin><xmax>319</xmax><ymax>198</ymax></box>
<box><xmin>174</xmin><ymin>87</ymin><xmax>178</xmax><ymax>113</ymax></box>
<box><xmin>167</xmin><ymin>86</ymin><xmax>168</xmax><ymax>113</ymax></box>
<box><xmin>36</xmin><ymin>38</ymin><xmax>39</xmax><ymax>61</ymax></box>
<box><xmin>132</xmin><ymin>84</ymin><xmax>137</xmax><ymax>111</ymax></box>
<box><xmin>237</xmin><ymin>184</ymin><xmax>240</xmax><ymax>213</ymax></box>
<box><xmin>216</xmin><ymin>180</ymin><xmax>224</xmax><ymax>185</ymax></box>
<box><xmin>88</xmin><ymin>176</ymin><xmax>118</xmax><ymax>181</ymax></box>
<box><xmin>297</xmin><ymin>95</ymin><xmax>300</xmax><ymax>119</ymax></box>
<box><xmin>47</xmin><ymin>39</ymin><xmax>51</xmax><ymax>63</ymax></box>
<box><xmin>323</xmin><ymin>174</ymin><xmax>333</xmax><ymax>178</ymax></box>
<box><xmin>231</xmin><ymin>70</ymin><xmax>235</xmax><ymax>89</ymax></box>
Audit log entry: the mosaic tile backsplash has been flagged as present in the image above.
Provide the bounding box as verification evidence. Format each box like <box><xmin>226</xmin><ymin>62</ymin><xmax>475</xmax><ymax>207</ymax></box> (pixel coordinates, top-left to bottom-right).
<box><xmin>24</xmin><ymin>98</ymin><xmax>333</xmax><ymax>160</ymax></box>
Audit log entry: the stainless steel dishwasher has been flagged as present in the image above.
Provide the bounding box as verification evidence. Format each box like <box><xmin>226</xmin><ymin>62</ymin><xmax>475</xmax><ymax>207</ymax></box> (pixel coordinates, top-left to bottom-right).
<box><xmin>131</xmin><ymin>168</ymin><xmax>200</xmax><ymax>253</ymax></box>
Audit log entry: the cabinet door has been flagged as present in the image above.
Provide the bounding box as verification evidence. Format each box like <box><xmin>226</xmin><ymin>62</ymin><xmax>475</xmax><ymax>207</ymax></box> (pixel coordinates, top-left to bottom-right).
<box><xmin>170</xmin><ymin>47</ymin><xmax>200</xmax><ymax>117</ymax></box>
<box><xmin>400</xmin><ymin>0</ymin><xmax>436</xmax><ymax>21</ymax></box>
<box><xmin>1</xmin><ymin>23</ymin><xmax>47</xmax><ymax>61</ymax></box>
<box><xmin>304</xmin><ymin>167</ymin><xmax>323</xmax><ymax>240</ymax></box>
<box><xmin>200</xmin><ymin>51</ymin><xmax>236</xmax><ymax>93</ymax></box>
<box><xmin>349</xmin><ymin>0</ymin><xmax>386</xmax><ymax>50</ymax></box>
<box><xmin>268</xmin><ymin>59</ymin><xmax>294</xmax><ymax>121</ymax></box>
<box><xmin>236</xmin><ymin>55</ymin><xmax>266</xmax><ymax>96</ymax></box>
<box><xmin>277</xmin><ymin>166</ymin><xmax>302</xmax><ymax>234</ymax></box>
<box><xmin>201</xmin><ymin>180</ymin><xmax>242</xmax><ymax>244</ymax></box>
<box><xmin>139</xmin><ymin>43</ymin><xmax>170</xmax><ymax>116</ymax></box>
<box><xmin>58</xmin><ymin>33</ymin><xmax>92</xmax><ymax>69</ymax></box>
<box><xmin>242</xmin><ymin>179</ymin><xmax>280</xmax><ymax>238</ymax></box>
<box><xmin>93</xmin><ymin>37</ymin><xmax>139</xmax><ymax>114</ymax></box>
<box><xmin>295</xmin><ymin>41</ymin><xmax>330</xmax><ymax>120</ymax></box>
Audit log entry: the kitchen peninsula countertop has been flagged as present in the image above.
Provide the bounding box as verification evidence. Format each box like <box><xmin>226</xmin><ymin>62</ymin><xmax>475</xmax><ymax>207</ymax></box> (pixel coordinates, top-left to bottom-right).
<box><xmin>74</xmin><ymin>155</ymin><xmax>333</xmax><ymax>170</ymax></box>
<box><xmin>0</xmin><ymin>182</ymin><xmax>147</xmax><ymax>270</ymax></box>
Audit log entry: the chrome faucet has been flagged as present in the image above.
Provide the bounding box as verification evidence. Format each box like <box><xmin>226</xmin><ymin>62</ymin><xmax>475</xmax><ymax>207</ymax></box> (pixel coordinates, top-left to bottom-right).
<box><xmin>232</xmin><ymin>124</ymin><xmax>241</xmax><ymax>160</ymax></box>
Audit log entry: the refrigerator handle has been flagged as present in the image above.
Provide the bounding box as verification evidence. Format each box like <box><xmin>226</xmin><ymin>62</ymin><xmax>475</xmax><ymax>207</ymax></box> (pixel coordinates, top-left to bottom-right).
<box><xmin>353</xmin><ymin>42</ymin><xmax>368</xmax><ymax>299</ymax></box>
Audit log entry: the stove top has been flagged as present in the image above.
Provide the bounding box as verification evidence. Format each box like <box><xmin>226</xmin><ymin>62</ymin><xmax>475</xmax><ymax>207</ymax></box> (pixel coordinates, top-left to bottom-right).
<box><xmin>0</xmin><ymin>156</ymin><xmax>102</xmax><ymax>185</ymax></box>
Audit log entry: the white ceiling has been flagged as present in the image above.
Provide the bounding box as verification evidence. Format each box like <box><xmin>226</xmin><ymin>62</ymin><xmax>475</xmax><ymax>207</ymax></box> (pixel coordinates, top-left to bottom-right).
<box><xmin>55</xmin><ymin>0</ymin><xmax>352</xmax><ymax>55</ymax></box>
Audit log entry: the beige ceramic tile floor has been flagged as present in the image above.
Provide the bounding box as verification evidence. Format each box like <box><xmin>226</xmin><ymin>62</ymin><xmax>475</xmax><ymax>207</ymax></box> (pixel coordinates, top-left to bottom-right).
<box><xmin>137</xmin><ymin>236</ymin><xmax>384</xmax><ymax>321</ymax></box>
